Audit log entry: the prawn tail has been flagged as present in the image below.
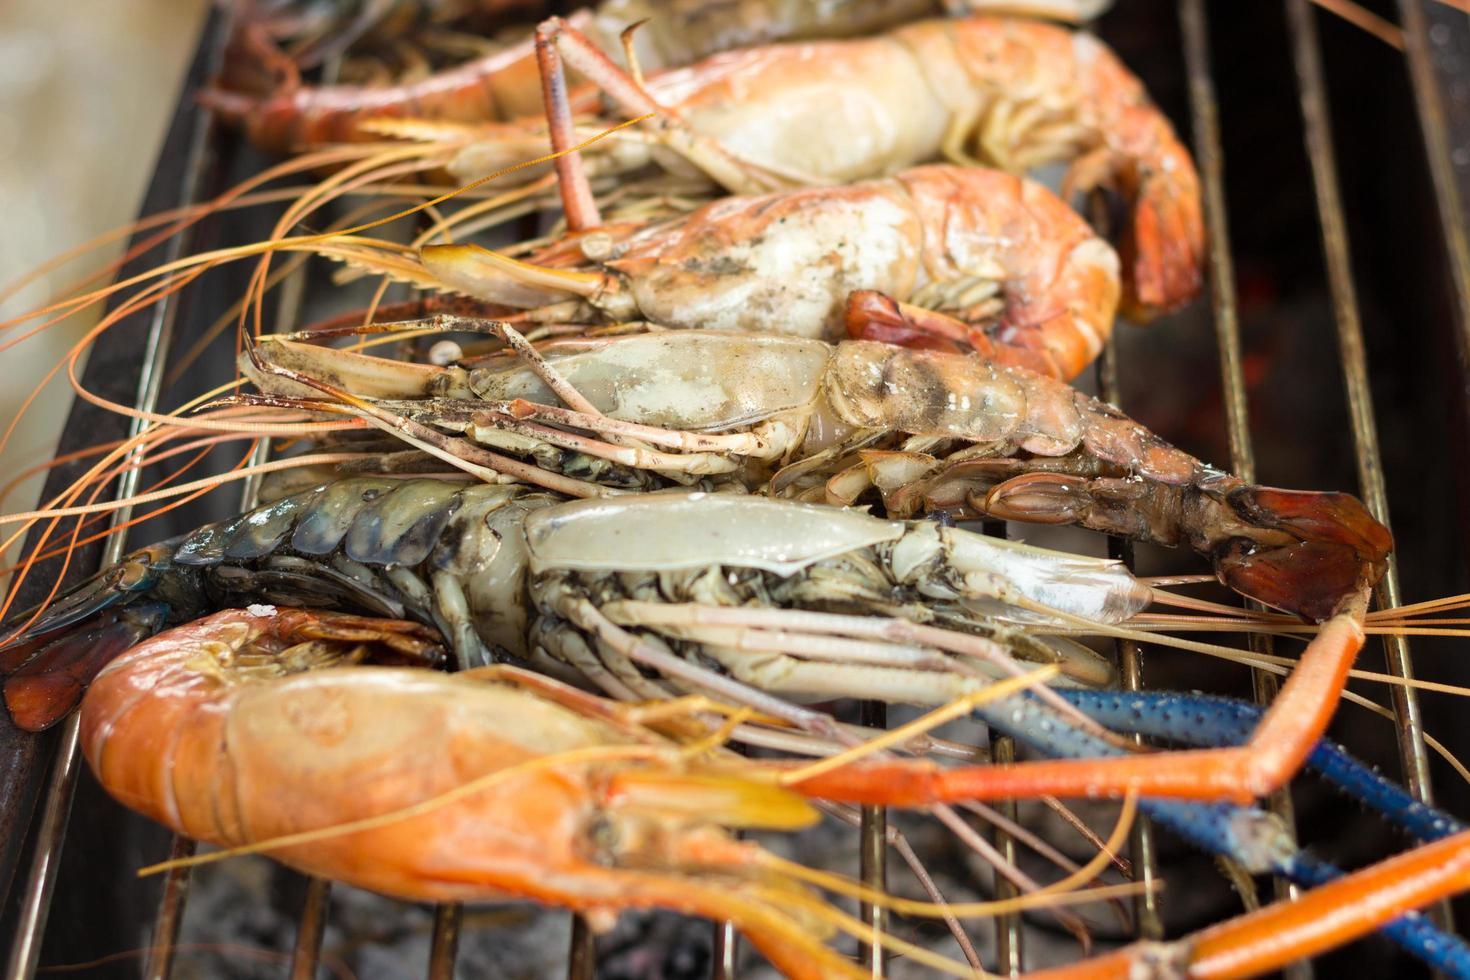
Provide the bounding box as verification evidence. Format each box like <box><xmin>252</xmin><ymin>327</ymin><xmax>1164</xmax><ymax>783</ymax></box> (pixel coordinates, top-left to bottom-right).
<box><xmin>1</xmin><ymin>540</ymin><xmax>203</xmax><ymax>730</ymax></box>
<box><xmin>1213</xmin><ymin>486</ymin><xmax>1391</xmax><ymax>622</ymax></box>
<box><xmin>4</xmin><ymin>603</ymin><xmax>170</xmax><ymax>731</ymax></box>
<box><xmin>1121</xmin><ymin>167</ymin><xmax>1206</xmax><ymax>321</ymax></box>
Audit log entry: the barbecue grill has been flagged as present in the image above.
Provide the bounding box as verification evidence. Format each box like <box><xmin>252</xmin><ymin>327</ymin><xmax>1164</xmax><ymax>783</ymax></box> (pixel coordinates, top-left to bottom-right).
<box><xmin>3</xmin><ymin>1</ymin><xmax>1470</xmax><ymax>976</ymax></box>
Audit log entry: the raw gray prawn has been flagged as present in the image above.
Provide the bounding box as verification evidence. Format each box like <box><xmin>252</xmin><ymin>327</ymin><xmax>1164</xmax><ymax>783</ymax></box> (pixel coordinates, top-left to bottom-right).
<box><xmin>245</xmin><ymin>328</ymin><xmax>1392</xmax><ymax>624</ymax></box>
<box><xmin>1</xmin><ymin>478</ymin><xmax>1140</xmax><ymax>732</ymax></box>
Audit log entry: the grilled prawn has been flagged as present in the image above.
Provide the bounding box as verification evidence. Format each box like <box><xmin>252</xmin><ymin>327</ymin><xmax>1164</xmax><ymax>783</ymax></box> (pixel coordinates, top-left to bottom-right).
<box><xmin>216</xmin><ymin>11</ymin><xmax>1190</xmax><ymax>317</ymax></box>
<box><xmin>218</xmin><ymin>1</ymin><xmax>999</xmax><ymax>130</ymax></box>
<box><xmin>517</xmin><ymin>12</ymin><xmax>1202</xmax><ymax>316</ymax></box>
<box><xmin>212</xmin><ymin>2</ymin><xmax>1110</xmax><ymax>145</ymax></box>
<box><xmin>351</xmin><ymin>164</ymin><xmax>1122</xmax><ymax>380</ymax></box>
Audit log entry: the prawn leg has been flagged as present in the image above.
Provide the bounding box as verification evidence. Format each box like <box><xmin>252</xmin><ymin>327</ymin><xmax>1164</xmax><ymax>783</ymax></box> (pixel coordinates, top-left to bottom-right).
<box><xmin>796</xmin><ymin>590</ymin><xmax>1368</xmax><ymax>804</ymax></box>
<box><xmin>531</xmin><ymin>17</ymin><xmax>799</xmax><ymax>195</ymax></box>
<box><xmin>534</xmin><ymin>18</ymin><xmax>601</xmax><ymax>230</ymax></box>
<box><xmin>845</xmin><ymin>289</ymin><xmax>1072</xmax><ymax>379</ymax></box>
<box><xmin>1028</xmin><ymin>828</ymin><xmax>1470</xmax><ymax>979</ymax></box>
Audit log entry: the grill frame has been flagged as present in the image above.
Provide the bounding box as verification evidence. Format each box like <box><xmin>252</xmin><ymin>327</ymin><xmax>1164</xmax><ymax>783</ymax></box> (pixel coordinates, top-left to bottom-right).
<box><xmin>2</xmin><ymin>2</ymin><xmax>1469</xmax><ymax>975</ymax></box>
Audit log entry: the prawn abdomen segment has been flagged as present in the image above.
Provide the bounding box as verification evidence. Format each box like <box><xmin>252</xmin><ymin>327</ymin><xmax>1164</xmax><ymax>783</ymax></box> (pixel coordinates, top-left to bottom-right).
<box><xmin>826</xmin><ymin>340</ymin><xmax>1082</xmax><ymax>448</ymax></box>
<box><xmin>671</xmin><ymin>37</ymin><xmax>951</xmax><ymax>182</ymax></box>
<box><xmin>470</xmin><ymin>332</ymin><xmax>832</xmax><ymax>431</ymax></box>
<box><xmin>613</xmin><ymin>181</ymin><xmax>923</xmax><ymax>337</ymax></box>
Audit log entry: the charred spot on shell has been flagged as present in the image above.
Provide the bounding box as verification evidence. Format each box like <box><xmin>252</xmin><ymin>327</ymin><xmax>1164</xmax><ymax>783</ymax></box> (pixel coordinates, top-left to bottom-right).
<box><xmin>678</xmin><ymin>254</ymin><xmax>750</xmax><ymax>277</ymax></box>
<box><xmin>427</xmin><ymin>371</ymin><xmax>460</xmax><ymax>396</ymax></box>
<box><xmin>582</xmin><ymin>813</ymin><xmax>622</xmax><ymax>867</ymax></box>
<box><xmin>1125</xmin><ymin>940</ymin><xmax>1193</xmax><ymax>980</ymax></box>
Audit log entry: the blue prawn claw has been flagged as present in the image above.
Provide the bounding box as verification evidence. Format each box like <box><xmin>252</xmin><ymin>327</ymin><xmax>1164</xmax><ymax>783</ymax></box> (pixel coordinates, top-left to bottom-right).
<box><xmin>1056</xmin><ymin>689</ymin><xmax>1465</xmax><ymax>844</ymax></box>
<box><xmin>0</xmin><ymin>541</ymin><xmax>188</xmax><ymax>654</ymax></box>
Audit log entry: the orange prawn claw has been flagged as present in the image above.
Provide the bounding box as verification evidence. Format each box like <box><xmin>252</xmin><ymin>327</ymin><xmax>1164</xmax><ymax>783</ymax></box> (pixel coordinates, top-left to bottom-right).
<box><xmin>79</xmin><ymin>608</ymin><xmax>864</xmax><ymax>980</ymax></box>
<box><xmin>1029</xmin><ymin>826</ymin><xmax>1470</xmax><ymax>979</ymax></box>
<box><xmin>789</xmin><ymin>595</ymin><xmax>1369</xmax><ymax>806</ymax></box>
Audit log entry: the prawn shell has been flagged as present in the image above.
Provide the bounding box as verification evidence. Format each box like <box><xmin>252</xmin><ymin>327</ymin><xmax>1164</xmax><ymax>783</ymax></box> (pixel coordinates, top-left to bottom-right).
<box><xmin>175</xmin><ymin>490</ymin><xmax>324</xmax><ymax>564</ymax></box>
<box><xmin>344</xmin><ymin>480</ymin><xmax>463</xmax><ymax>567</ymax></box>
<box><xmin>470</xmin><ymin>332</ymin><xmax>831</xmax><ymax>430</ymax></box>
<box><xmin>524</xmin><ymin>493</ymin><xmax>904</xmax><ymax>576</ymax></box>
<box><xmin>897</xmin><ymin>523</ymin><xmax>1153</xmax><ymax>624</ymax></box>
<box><xmin>607</xmin><ymin>183</ymin><xmax>922</xmax><ymax>338</ymax></box>
<box><xmin>826</xmin><ymin>340</ymin><xmax>1031</xmax><ymax>443</ymax></box>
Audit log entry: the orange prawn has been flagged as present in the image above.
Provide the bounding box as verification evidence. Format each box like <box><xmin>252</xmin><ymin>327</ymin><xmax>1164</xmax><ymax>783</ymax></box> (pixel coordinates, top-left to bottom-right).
<box><xmin>78</xmin><ymin>606</ymin><xmax>867</xmax><ymax>980</ymax></box>
<box><xmin>209</xmin><ymin>10</ymin><xmax>1196</xmax><ymax>318</ymax></box>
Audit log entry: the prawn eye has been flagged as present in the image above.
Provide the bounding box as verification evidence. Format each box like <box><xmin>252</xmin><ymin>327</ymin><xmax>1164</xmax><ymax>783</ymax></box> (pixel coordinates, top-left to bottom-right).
<box><xmin>582</xmin><ymin>814</ymin><xmax>622</xmax><ymax>865</ymax></box>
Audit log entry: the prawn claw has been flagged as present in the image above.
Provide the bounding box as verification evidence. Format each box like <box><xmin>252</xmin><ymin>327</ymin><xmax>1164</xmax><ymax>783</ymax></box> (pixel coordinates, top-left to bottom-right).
<box><xmin>0</xmin><ymin>543</ymin><xmax>190</xmax><ymax>732</ymax></box>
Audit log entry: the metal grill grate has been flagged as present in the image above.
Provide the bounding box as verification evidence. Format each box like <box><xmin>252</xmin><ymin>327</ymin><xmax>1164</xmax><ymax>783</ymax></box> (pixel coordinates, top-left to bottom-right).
<box><xmin>2</xmin><ymin>2</ymin><xmax>1469</xmax><ymax>976</ymax></box>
